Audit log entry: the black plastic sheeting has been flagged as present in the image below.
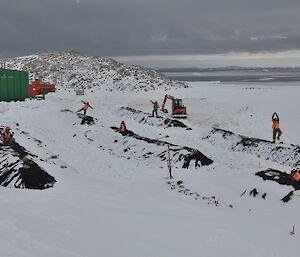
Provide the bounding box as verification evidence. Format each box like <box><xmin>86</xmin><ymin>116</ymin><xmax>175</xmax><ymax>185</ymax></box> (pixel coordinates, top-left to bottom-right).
<box><xmin>0</xmin><ymin>141</ymin><xmax>56</xmax><ymax>190</ymax></box>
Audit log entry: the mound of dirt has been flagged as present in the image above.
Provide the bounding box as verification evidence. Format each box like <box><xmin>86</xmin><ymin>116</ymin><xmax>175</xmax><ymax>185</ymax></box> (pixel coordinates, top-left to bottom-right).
<box><xmin>204</xmin><ymin>128</ymin><xmax>300</xmax><ymax>167</ymax></box>
<box><xmin>255</xmin><ymin>168</ymin><xmax>300</xmax><ymax>190</ymax></box>
<box><xmin>0</xmin><ymin>142</ymin><xmax>56</xmax><ymax>190</ymax></box>
<box><xmin>111</xmin><ymin>127</ymin><xmax>213</xmax><ymax>169</ymax></box>
<box><xmin>60</xmin><ymin>109</ymin><xmax>96</xmax><ymax>125</ymax></box>
<box><xmin>78</xmin><ymin>114</ymin><xmax>95</xmax><ymax>125</ymax></box>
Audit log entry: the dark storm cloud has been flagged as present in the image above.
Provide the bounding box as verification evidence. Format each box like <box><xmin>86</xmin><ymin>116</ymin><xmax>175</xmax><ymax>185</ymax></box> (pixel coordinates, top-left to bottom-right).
<box><xmin>1</xmin><ymin>0</ymin><xmax>300</xmax><ymax>57</ymax></box>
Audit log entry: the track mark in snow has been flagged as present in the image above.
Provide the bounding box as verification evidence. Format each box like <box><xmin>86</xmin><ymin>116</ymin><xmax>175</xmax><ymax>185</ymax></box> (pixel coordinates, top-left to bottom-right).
<box><xmin>84</xmin><ymin>130</ymin><xmax>94</xmax><ymax>142</ymax></box>
<box><xmin>166</xmin><ymin>178</ymin><xmax>220</xmax><ymax>206</ymax></box>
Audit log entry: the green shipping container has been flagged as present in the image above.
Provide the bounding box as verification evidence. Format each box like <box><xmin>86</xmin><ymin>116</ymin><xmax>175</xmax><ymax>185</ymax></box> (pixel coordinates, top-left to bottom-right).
<box><xmin>0</xmin><ymin>68</ymin><xmax>29</xmax><ymax>101</ymax></box>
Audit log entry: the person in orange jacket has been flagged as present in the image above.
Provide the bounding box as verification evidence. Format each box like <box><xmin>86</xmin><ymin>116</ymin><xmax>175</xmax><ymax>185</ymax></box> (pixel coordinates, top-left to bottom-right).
<box><xmin>1</xmin><ymin>126</ymin><xmax>14</xmax><ymax>144</ymax></box>
<box><xmin>119</xmin><ymin>120</ymin><xmax>127</xmax><ymax>135</ymax></box>
<box><xmin>291</xmin><ymin>169</ymin><xmax>300</xmax><ymax>182</ymax></box>
<box><xmin>77</xmin><ymin>101</ymin><xmax>93</xmax><ymax>116</ymax></box>
<box><xmin>272</xmin><ymin>112</ymin><xmax>282</xmax><ymax>143</ymax></box>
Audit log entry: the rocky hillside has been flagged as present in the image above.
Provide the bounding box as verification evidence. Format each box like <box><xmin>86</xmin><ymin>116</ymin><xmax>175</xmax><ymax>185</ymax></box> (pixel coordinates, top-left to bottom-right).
<box><xmin>1</xmin><ymin>51</ymin><xmax>187</xmax><ymax>92</ymax></box>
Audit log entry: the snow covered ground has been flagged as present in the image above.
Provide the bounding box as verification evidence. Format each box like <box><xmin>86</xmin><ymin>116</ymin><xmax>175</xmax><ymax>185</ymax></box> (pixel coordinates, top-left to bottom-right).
<box><xmin>0</xmin><ymin>80</ymin><xmax>300</xmax><ymax>257</ymax></box>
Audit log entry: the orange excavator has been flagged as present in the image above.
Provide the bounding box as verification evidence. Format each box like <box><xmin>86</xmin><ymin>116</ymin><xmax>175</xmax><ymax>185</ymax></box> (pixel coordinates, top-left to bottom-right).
<box><xmin>161</xmin><ymin>95</ymin><xmax>187</xmax><ymax>118</ymax></box>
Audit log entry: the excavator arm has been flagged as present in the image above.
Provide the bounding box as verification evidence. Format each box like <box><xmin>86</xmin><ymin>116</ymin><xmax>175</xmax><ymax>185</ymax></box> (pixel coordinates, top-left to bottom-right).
<box><xmin>161</xmin><ymin>95</ymin><xmax>174</xmax><ymax>113</ymax></box>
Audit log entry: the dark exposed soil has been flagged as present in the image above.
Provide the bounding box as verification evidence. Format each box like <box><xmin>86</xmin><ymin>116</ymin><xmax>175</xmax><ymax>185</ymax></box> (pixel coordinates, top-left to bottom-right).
<box><xmin>282</xmin><ymin>191</ymin><xmax>294</xmax><ymax>203</ymax></box>
<box><xmin>78</xmin><ymin>114</ymin><xmax>95</xmax><ymax>125</ymax></box>
<box><xmin>255</xmin><ymin>168</ymin><xmax>300</xmax><ymax>203</ymax></box>
<box><xmin>255</xmin><ymin>168</ymin><xmax>300</xmax><ymax>190</ymax></box>
<box><xmin>60</xmin><ymin>108</ymin><xmax>96</xmax><ymax>125</ymax></box>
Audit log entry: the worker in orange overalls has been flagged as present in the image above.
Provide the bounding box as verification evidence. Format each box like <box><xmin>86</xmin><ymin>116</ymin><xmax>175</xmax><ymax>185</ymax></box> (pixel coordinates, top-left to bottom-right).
<box><xmin>272</xmin><ymin>112</ymin><xmax>282</xmax><ymax>143</ymax></box>
<box><xmin>119</xmin><ymin>120</ymin><xmax>127</xmax><ymax>135</ymax></box>
<box><xmin>1</xmin><ymin>126</ymin><xmax>14</xmax><ymax>144</ymax></box>
<box><xmin>291</xmin><ymin>169</ymin><xmax>300</xmax><ymax>182</ymax></box>
<box><xmin>77</xmin><ymin>101</ymin><xmax>93</xmax><ymax>116</ymax></box>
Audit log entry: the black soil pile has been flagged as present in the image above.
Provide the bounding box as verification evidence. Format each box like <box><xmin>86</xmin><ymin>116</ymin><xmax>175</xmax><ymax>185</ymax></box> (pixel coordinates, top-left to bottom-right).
<box><xmin>255</xmin><ymin>168</ymin><xmax>300</xmax><ymax>190</ymax></box>
<box><xmin>0</xmin><ymin>142</ymin><xmax>56</xmax><ymax>189</ymax></box>
<box><xmin>111</xmin><ymin>126</ymin><xmax>213</xmax><ymax>168</ymax></box>
<box><xmin>181</xmin><ymin>149</ymin><xmax>214</xmax><ymax>168</ymax></box>
<box><xmin>60</xmin><ymin>108</ymin><xmax>96</xmax><ymax>125</ymax></box>
<box><xmin>204</xmin><ymin>128</ymin><xmax>300</xmax><ymax>167</ymax></box>
<box><xmin>77</xmin><ymin>114</ymin><xmax>95</xmax><ymax>125</ymax></box>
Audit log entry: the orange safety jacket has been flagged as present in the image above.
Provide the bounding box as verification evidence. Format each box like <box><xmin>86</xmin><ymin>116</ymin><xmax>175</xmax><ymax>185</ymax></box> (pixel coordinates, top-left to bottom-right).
<box><xmin>120</xmin><ymin>122</ymin><xmax>126</xmax><ymax>133</ymax></box>
<box><xmin>1</xmin><ymin>132</ymin><xmax>12</xmax><ymax>142</ymax></box>
<box><xmin>272</xmin><ymin>121</ymin><xmax>280</xmax><ymax>129</ymax></box>
<box><xmin>291</xmin><ymin>170</ymin><xmax>300</xmax><ymax>182</ymax></box>
<box><xmin>83</xmin><ymin>103</ymin><xmax>90</xmax><ymax>110</ymax></box>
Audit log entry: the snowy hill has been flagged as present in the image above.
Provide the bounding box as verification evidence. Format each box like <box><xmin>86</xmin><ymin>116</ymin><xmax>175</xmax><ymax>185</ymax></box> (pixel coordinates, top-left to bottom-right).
<box><xmin>0</xmin><ymin>55</ymin><xmax>300</xmax><ymax>256</ymax></box>
<box><xmin>2</xmin><ymin>51</ymin><xmax>187</xmax><ymax>92</ymax></box>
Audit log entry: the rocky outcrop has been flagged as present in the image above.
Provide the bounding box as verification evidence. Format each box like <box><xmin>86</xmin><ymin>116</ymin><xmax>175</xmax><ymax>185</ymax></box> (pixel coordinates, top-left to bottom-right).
<box><xmin>2</xmin><ymin>51</ymin><xmax>187</xmax><ymax>92</ymax></box>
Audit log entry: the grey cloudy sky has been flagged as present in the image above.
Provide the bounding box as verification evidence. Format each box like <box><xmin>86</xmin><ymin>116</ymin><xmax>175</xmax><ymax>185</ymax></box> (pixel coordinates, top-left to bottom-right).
<box><xmin>1</xmin><ymin>0</ymin><xmax>300</xmax><ymax>59</ymax></box>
